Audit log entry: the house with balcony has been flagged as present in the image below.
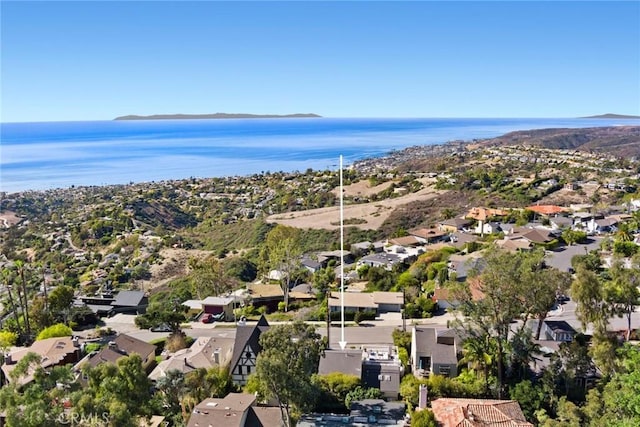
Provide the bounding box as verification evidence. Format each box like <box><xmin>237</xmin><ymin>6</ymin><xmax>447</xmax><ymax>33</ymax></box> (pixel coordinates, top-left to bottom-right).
<box><xmin>411</xmin><ymin>327</ymin><xmax>461</xmax><ymax>379</ymax></box>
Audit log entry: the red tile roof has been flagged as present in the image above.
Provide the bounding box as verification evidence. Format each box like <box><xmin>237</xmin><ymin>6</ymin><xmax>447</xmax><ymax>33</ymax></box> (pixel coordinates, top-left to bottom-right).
<box><xmin>431</xmin><ymin>398</ymin><xmax>533</xmax><ymax>427</ymax></box>
<box><xmin>465</xmin><ymin>208</ymin><xmax>509</xmax><ymax>222</ymax></box>
<box><xmin>526</xmin><ymin>205</ymin><xmax>567</xmax><ymax>216</ymax></box>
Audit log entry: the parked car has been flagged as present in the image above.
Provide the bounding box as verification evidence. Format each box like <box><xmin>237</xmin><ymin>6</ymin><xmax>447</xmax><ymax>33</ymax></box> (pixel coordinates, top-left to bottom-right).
<box><xmin>150</xmin><ymin>323</ymin><xmax>172</xmax><ymax>332</ymax></box>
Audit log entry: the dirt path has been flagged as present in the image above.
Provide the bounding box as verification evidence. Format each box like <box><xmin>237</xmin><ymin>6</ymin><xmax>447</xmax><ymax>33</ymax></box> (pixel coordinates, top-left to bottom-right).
<box><xmin>267</xmin><ymin>180</ymin><xmax>447</xmax><ymax>230</ymax></box>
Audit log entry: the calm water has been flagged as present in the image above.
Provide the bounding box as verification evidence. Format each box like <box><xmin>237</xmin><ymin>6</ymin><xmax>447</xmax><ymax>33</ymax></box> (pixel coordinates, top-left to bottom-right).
<box><xmin>1</xmin><ymin>117</ymin><xmax>638</xmax><ymax>193</ymax></box>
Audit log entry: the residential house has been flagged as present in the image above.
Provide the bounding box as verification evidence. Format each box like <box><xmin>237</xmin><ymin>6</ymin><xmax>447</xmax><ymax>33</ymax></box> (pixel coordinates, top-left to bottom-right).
<box><xmin>495</xmin><ymin>237</ymin><xmax>533</xmax><ymax>252</ymax></box>
<box><xmin>411</xmin><ymin>327</ymin><xmax>460</xmax><ymax>379</ymax></box>
<box><xmin>526</xmin><ymin>204</ymin><xmax>567</xmax><ymax>217</ymax></box>
<box><xmin>350</xmin><ymin>241</ymin><xmax>384</xmax><ymax>257</ymax></box>
<box><xmin>77</xmin><ymin>294</ymin><xmax>117</xmax><ymax>317</ymax></box>
<box><xmin>432</xmin><ymin>278</ymin><xmax>486</xmax><ymax>310</ymax></box>
<box><xmin>409</xmin><ymin>228</ymin><xmax>448</xmax><ymax>244</ymax></box>
<box><xmin>430</xmin><ymin>398</ymin><xmax>533</xmax><ymax>427</ymax></box>
<box><xmin>187</xmin><ymin>393</ymin><xmax>282</xmax><ymax>427</ymax></box>
<box><xmin>542</xmin><ymin>320</ymin><xmax>576</xmax><ymax>342</ymax></box>
<box><xmin>447</xmin><ymin>232</ymin><xmax>479</xmax><ymax>250</ymax></box>
<box><xmin>110</xmin><ymin>290</ymin><xmax>148</xmax><ymax>315</ymax></box>
<box><xmin>549</xmin><ymin>216</ymin><xmax>573</xmax><ymax>230</ymax></box>
<box><xmin>508</xmin><ymin>227</ymin><xmax>557</xmax><ymax>246</ymax></box>
<box><xmin>327</xmin><ymin>291</ymin><xmax>403</xmax><ymax>315</ymax></box>
<box><xmin>182</xmin><ymin>299</ymin><xmax>204</xmax><ymax>317</ymax></box>
<box><xmin>438</xmin><ymin>218</ymin><xmax>472</xmax><ymax>233</ymax></box>
<box><xmin>448</xmin><ymin>253</ymin><xmax>486</xmax><ymax>282</ymax></box>
<box><xmin>350</xmin><ymin>400</ymin><xmax>406</xmax><ymax>425</ymax></box>
<box><xmin>361</xmin><ymin>346</ymin><xmax>404</xmax><ymax>400</ymax></box>
<box><xmin>245</xmin><ymin>284</ymin><xmax>284</xmax><ymax>312</ymax></box>
<box><xmin>230</xmin><ymin>315</ymin><xmax>270</xmax><ymax>386</ymax></box>
<box><xmin>298</xmin><ymin>399</ymin><xmax>407</xmax><ymax>427</ymax></box>
<box><xmin>148</xmin><ymin>336</ymin><xmax>235</xmax><ymax>381</ymax></box>
<box><xmin>318</xmin><ymin>349</ymin><xmax>363</xmax><ymax>377</ymax></box>
<box><xmin>318</xmin><ymin>250</ymin><xmax>355</xmax><ymax>265</ymax></box>
<box><xmin>465</xmin><ymin>207</ymin><xmax>509</xmax><ymax>222</ymax></box>
<box><xmin>201</xmin><ymin>296</ymin><xmax>235</xmax><ymax>321</ymax></box>
<box><xmin>357</xmin><ymin>252</ymin><xmax>402</xmax><ymax>271</ymax></box>
<box><xmin>80</xmin><ymin>333</ymin><xmax>156</xmax><ymax>372</ymax></box>
<box><xmin>301</xmin><ymin>257</ymin><xmax>324</xmax><ymax>273</ymax></box>
<box><xmin>387</xmin><ymin>235</ymin><xmax>422</xmax><ymax>248</ymax></box>
<box><xmin>289</xmin><ymin>283</ymin><xmax>318</xmax><ymax>303</ymax></box>
<box><xmin>317</xmin><ymin>347</ymin><xmax>404</xmax><ymax>400</ymax></box>
<box><xmin>588</xmin><ymin>217</ymin><xmax>619</xmax><ymax>234</ymax></box>
<box><xmin>2</xmin><ymin>337</ymin><xmax>82</xmax><ymax>386</ymax></box>
<box><xmin>474</xmin><ymin>221</ymin><xmax>502</xmax><ymax>235</ymax></box>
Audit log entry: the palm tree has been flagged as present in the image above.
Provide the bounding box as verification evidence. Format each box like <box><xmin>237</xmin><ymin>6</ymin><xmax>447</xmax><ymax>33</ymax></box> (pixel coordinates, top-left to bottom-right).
<box><xmin>459</xmin><ymin>334</ymin><xmax>495</xmax><ymax>395</ymax></box>
<box><xmin>615</xmin><ymin>222</ymin><xmax>633</xmax><ymax>242</ymax></box>
<box><xmin>14</xmin><ymin>260</ymin><xmax>32</xmax><ymax>338</ymax></box>
<box><xmin>1</xmin><ymin>268</ymin><xmax>23</xmax><ymax>337</ymax></box>
<box><xmin>508</xmin><ymin>329</ymin><xmax>542</xmax><ymax>381</ymax></box>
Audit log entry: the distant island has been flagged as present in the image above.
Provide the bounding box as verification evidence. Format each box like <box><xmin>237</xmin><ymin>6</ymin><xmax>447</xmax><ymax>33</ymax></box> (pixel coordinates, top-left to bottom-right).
<box><xmin>114</xmin><ymin>113</ymin><xmax>322</xmax><ymax>121</ymax></box>
<box><xmin>581</xmin><ymin>113</ymin><xmax>640</xmax><ymax>119</ymax></box>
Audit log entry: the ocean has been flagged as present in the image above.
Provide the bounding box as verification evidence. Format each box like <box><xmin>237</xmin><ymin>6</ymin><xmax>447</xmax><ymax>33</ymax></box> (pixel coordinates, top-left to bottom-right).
<box><xmin>1</xmin><ymin>117</ymin><xmax>638</xmax><ymax>194</ymax></box>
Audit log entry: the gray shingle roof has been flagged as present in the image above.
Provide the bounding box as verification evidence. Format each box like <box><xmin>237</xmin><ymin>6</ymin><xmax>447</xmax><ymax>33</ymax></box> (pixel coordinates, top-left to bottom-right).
<box><xmin>112</xmin><ymin>290</ymin><xmax>146</xmax><ymax>307</ymax></box>
<box><xmin>318</xmin><ymin>349</ymin><xmax>363</xmax><ymax>377</ymax></box>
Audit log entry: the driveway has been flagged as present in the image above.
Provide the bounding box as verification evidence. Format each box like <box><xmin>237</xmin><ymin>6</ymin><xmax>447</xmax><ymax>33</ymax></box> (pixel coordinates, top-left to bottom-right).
<box><xmin>545</xmin><ymin>237</ymin><xmax>602</xmax><ymax>272</ymax></box>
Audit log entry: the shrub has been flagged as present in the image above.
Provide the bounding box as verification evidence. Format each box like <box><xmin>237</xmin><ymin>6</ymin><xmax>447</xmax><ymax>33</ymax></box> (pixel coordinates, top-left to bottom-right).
<box><xmin>613</xmin><ymin>241</ymin><xmax>639</xmax><ymax>257</ymax></box>
<box><xmin>36</xmin><ymin>323</ymin><xmax>73</xmax><ymax>340</ymax></box>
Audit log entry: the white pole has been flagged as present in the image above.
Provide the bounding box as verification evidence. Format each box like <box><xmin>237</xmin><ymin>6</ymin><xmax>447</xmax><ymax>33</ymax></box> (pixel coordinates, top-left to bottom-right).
<box><xmin>339</xmin><ymin>155</ymin><xmax>347</xmax><ymax>350</ymax></box>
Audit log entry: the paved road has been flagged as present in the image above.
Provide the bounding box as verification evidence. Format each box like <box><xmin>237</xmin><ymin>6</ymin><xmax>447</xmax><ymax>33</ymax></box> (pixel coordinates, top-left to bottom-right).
<box><xmin>95</xmin><ymin>297</ymin><xmax>640</xmax><ymax>347</ymax></box>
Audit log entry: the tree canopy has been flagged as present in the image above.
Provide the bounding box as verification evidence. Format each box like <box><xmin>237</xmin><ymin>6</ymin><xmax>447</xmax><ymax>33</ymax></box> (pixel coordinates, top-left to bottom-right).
<box><xmin>252</xmin><ymin>321</ymin><xmax>324</xmax><ymax>426</ymax></box>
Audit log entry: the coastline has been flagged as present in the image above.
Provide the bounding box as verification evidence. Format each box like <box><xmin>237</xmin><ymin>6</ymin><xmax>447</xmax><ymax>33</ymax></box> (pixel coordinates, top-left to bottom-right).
<box><xmin>2</xmin><ymin>119</ymin><xmax>639</xmax><ymax>195</ymax></box>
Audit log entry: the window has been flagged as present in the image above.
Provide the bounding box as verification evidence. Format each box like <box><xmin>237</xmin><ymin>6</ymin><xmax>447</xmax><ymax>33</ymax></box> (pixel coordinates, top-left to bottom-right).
<box><xmin>439</xmin><ymin>366</ymin><xmax>451</xmax><ymax>376</ymax></box>
<box><xmin>419</xmin><ymin>356</ymin><xmax>432</xmax><ymax>371</ymax></box>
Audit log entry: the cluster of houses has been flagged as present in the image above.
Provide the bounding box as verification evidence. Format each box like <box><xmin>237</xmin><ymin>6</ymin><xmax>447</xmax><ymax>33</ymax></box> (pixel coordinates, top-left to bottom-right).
<box><xmin>1</xmin><ymin>312</ymin><xmax>551</xmax><ymax>426</ymax></box>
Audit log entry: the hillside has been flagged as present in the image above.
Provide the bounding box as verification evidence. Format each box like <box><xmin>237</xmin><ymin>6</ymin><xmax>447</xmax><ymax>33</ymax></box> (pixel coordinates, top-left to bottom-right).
<box><xmin>114</xmin><ymin>113</ymin><xmax>321</xmax><ymax>120</ymax></box>
<box><xmin>480</xmin><ymin>126</ymin><xmax>640</xmax><ymax>157</ymax></box>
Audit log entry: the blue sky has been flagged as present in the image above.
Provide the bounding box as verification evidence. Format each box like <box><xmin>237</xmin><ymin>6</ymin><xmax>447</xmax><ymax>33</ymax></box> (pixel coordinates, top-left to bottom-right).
<box><xmin>1</xmin><ymin>1</ymin><xmax>639</xmax><ymax>122</ymax></box>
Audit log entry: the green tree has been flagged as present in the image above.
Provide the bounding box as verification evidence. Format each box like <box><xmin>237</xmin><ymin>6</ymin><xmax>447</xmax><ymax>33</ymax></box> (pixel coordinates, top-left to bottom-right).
<box><xmin>73</xmin><ymin>354</ymin><xmax>153</xmax><ymax>426</ymax></box>
<box><xmin>571</xmin><ymin>266</ymin><xmax>608</xmax><ymax>335</ymax></box>
<box><xmin>262</xmin><ymin>225</ymin><xmax>303</xmax><ymax>312</ymax></box>
<box><xmin>14</xmin><ymin>260</ymin><xmax>32</xmax><ymax>339</ymax></box>
<box><xmin>254</xmin><ymin>321</ymin><xmax>324</xmax><ymax>426</ymax></box>
<box><xmin>509</xmin><ymin>380</ymin><xmax>546</xmax><ymax>421</ymax></box>
<box><xmin>48</xmin><ymin>285</ymin><xmax>75</xmax><ymax>325</ymax></box>
<box><xmin>399</xmin><ymin>374</ymin><xmax>428</xmax><ymax>407</ymax></box>
<box><xmin>28</xmin><ymin>296</ymin><xmax>53</xmax><ymax>333</ymax></box>
<box><xmin>458</xmin><ymin>248</ymin><xmax>533</xmax><ymax>397</ymax></box>
<box><xmin>344</xmin><ymin>386</ymin><xmax>384</xmax><ymax>408</ymax></box>
<box><xmin>1</xmin><ymin>268</ymin><xmax>24</xmax><ymax>338</ymax></box>
<box><xmin>607</xmin><ymin>259</ymin><xmax>640</xmax><ymax>341</ymax></box>
<box><xmin>155</xmin><ymin>369</ymin><xmax>186</xmax><ymax>423</ymax></box>
<box><xmin>312</xmin><ymin>267</ymin><xmax>336</xmax><ymax>294</ymax></box>
<box><xmin>136</xmin><ymin>299</ymin><xmax>187</xmax><ymax>335</ymax></box>
<box><xmin>0</xmin><ymin>331</ymin><xmax>18</xmax><ymax>352</ymax></box>
<box><xmin>561</xmin><ymin>230</ymin><xmax>587</xmax><ymax>246</ymax></box>
<box><xmin>459</xmin><ymin>332</ymin><xmax>496</xmax><ymax>394</ymax></box>
<box><xmin>311</xmin><ymin>372</ymin><xmax>361</xmax><ymax>412</ymax></box>
<box><xmin>223</xmin><ymin>257</ymin><xmax>258</xmax><ymax>282</ymax></box>
<box><xmin>188</xmin><ymin>255</ymin><xmax>236</xmax><ymax>299</ymax></box>
<box><xmin>411</xmin><ymin>408</ymin><xmax>437</xmax><ymax>427</ymax></box>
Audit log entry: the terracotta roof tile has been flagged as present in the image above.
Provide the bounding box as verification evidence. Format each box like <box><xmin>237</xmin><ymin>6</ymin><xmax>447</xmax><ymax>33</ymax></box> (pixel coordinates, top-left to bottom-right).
<box><xmin>431</xmin><ymin>398</ymin><xmax>533</xmax><ymax>427</ymax></box>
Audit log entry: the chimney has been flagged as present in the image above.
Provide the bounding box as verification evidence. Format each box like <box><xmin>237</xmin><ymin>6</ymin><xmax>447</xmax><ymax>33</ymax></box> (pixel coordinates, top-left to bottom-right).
<box><xmin>72</xmin><ymin>336</ymin><xmax>80</xmax><ymax>347</ymax></box>
<box><xmin>214</xmin><ymin>350</ymin><xmax>220</xmax><ymax>365</ymax></box>
<box><xmin>418</xmin><ymin>384</ymin><xmax>428</xmax><ymax>409</ymax></box>
<box><xmin>5</xmin><ymin>354</ymin><xmax>13</xmax><ymax>365</ymax></box>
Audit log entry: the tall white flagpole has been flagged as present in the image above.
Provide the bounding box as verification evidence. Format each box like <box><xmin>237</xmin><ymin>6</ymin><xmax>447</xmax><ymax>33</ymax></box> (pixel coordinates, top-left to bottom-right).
<box><xmin>339</xmin><ymin>155</ymin><xmax>347</xmax><ymax>350</ymax></box>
